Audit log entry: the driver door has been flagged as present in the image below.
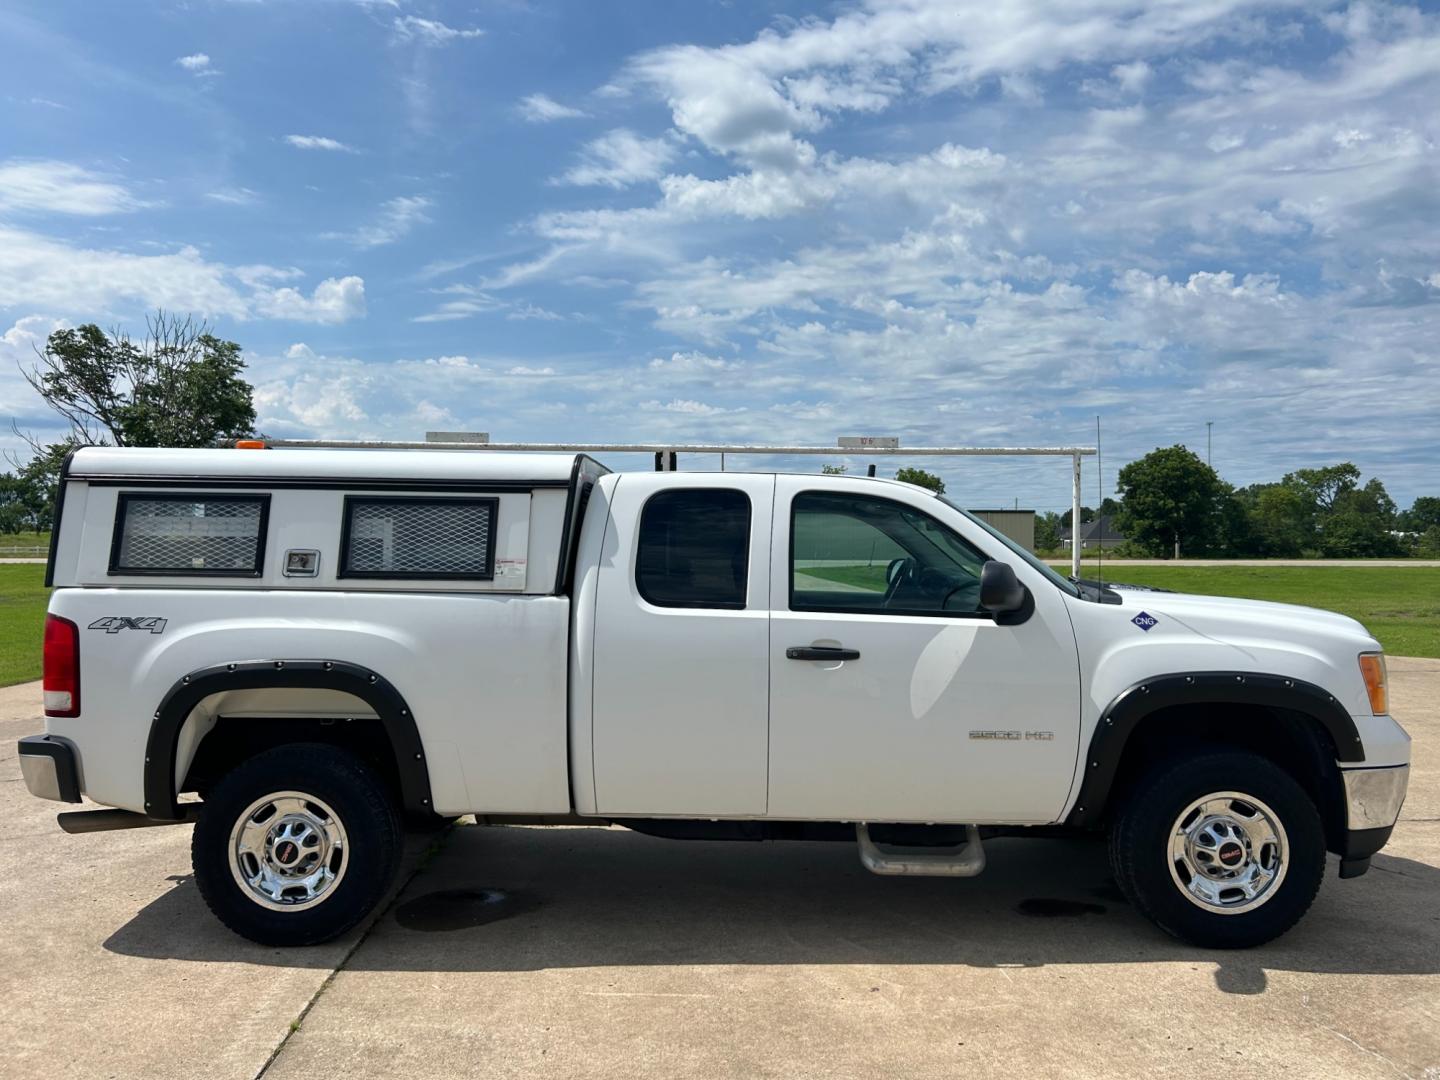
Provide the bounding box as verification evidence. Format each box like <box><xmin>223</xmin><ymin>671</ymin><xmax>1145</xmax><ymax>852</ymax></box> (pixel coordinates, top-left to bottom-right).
<box><xmin>766</xmin><ymin>476</ymin><xmax>1081</xmax><ymax>824</ymax></box>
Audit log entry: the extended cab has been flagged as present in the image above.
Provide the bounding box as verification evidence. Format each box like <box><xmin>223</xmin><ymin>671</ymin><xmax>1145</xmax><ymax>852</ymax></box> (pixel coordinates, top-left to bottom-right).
<box><xmin>19</xmin><ymin>447</ymin><xmax>1410</xmax><ymax>947</ymax></box>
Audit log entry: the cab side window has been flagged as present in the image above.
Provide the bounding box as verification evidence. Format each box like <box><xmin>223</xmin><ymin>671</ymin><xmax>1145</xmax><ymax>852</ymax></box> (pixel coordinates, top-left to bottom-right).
<box><xmin>636</xmin><ymin>489</ymin><xmax>751</xmax><ymax>609</ymax></box>
<box><xmin>790</xmin><ymin>491</ymin><xmax>987</xmax><ymax>615</ymax></box>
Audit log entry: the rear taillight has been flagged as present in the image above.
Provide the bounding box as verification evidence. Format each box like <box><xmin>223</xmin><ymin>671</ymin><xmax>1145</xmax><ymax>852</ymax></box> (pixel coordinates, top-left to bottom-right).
<box><xmin>43</xmin><ymin>614</ymin><xmax>80</xmax><ymax>718</ymax></box>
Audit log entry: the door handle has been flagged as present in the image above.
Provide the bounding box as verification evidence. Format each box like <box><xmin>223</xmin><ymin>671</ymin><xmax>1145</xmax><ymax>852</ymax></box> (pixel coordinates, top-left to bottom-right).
<box><xmin>786</xmin><ymin>646</ymin><xmax>860</xmax><ymax>662</ymax></box>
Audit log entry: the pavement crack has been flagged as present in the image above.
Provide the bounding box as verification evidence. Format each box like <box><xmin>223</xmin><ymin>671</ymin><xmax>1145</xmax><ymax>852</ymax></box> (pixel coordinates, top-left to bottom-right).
<box><xmin>252</xmin><ymin>823</ymin><xmax>458</xmax><ymax>1080</ymax></box>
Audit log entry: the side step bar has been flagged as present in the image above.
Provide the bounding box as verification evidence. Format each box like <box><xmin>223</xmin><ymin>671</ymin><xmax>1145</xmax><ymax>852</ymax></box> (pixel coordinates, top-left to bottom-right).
<box><xmin>856</xmin><ymin>823</ymin><xmax>986</xmax><ymax>877</ymax></box>
<box><xmin>58</xmin><ymin>805</ymin><xmax>202</xmax><ymax>834</ymax></box>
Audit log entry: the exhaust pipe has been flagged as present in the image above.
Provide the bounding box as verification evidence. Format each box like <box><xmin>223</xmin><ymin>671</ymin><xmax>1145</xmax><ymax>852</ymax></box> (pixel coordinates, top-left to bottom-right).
<box><xmin>58</xmin><ymin>805</ymin><xmax>202</xmax><ymax>834</ymax></box>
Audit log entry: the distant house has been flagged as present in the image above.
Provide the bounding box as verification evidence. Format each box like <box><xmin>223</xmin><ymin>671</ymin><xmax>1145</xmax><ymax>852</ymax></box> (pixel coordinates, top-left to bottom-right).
<box><xmin>1059</xmin><ymin>515</ymin><xmax>1127</xmax><ymax>551</ymax></box>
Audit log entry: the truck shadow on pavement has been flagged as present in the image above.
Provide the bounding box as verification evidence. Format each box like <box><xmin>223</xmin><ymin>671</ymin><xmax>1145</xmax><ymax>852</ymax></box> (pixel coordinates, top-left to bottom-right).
<box><xmin>104</xmin><ymin>824</ymin><xmax>1440</xmax><ymax>995</ymax></box>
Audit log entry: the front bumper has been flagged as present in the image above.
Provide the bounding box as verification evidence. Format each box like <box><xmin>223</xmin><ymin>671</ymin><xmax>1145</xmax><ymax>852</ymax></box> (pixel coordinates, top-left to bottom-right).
<box><xmin>17</xmin><ymin>735</ymin><xmax>82</xmax><ymax>804</ymax></box>
<box><xmin>1336</xmin><ymin>764</ymin><xmax>1409</xmax><ymax>878</ymax></box>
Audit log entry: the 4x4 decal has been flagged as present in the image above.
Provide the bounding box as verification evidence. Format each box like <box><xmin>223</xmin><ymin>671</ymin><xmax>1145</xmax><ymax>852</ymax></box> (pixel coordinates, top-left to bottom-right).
<box><xmin>88</xmin><ymin>617</ymin><xmax>168</xmax><ymax>635</ymax></box>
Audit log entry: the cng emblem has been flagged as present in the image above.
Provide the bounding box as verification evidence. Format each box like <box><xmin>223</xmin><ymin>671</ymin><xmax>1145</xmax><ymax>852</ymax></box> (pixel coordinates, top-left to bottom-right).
<box><xmin>1131</xmin><ymin>611</ymin><xmax>1158</xmax><ymax>632</ymax></box>
<box><xmin>88</xmin><ymin>616</ymin><xmax>168</xmax><ymax>635</ymax></box>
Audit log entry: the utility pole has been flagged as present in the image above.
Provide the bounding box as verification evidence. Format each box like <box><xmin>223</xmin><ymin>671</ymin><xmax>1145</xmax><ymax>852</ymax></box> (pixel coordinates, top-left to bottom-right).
<box><xmin>1207</xmin><ymin>421</ymin><xmax>1213</xmax><ymax>467</ymax></box>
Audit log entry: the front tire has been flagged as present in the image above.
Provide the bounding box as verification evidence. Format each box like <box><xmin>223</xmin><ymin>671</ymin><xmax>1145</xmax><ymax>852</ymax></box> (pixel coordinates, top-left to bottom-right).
<box><xmin>1109</xmin><ymin>750</ymin><xmax>1325</xmax><ymax>948</ymax></box>
<box><xmin>192</xmin><ymin>744</ymin><xmax>402</xmax><ymax>946</ymax></box>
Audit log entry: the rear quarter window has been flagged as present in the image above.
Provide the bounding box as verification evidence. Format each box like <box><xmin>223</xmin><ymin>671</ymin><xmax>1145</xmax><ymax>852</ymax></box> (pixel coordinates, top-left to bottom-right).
<box><xmin>635</xmin><ymin>488</ymin><xmax>751</xmax><ymax>609</ymax></box>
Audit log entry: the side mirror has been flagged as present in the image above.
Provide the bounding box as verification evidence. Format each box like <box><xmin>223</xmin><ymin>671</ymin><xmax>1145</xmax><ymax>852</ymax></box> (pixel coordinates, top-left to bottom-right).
<box><xmin>979</xmin><ymin>560</ymin><xmax>1025</xmax><ymax>614</ymax></box>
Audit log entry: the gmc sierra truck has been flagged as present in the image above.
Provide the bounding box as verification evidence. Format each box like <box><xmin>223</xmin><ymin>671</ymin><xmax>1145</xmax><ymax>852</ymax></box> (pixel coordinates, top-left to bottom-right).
<box><xmin>18</xmin><ymin>446</ymin><xmax>1410</xmax><ymax>948</ymax></box>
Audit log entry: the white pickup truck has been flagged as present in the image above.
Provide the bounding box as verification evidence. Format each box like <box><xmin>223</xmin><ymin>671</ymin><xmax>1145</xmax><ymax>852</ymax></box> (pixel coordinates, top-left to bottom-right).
<box><xmin>19</xmin><ymin>446</ymin><xmax>1410</xmax><ymax>948</ymax></box>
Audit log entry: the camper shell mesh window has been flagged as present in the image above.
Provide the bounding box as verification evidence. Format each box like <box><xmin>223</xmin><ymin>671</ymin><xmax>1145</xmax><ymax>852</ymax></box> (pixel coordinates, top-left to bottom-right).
<box><xmin>339</xmin><ymin>496</ymin><xmax>497</xmax><ymax>579</ymax></box>
<box><xmin>110</xmin><ymin>493</ymin><xmax>269</xmax><ymax>576</ymax></box>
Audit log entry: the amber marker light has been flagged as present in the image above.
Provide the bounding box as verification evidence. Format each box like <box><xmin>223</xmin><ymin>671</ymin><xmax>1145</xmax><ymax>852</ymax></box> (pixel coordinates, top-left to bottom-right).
<box><xmin>235</xmin><ymin>439</ymin><xmax>268</xmax><ymax>449</ymax></box>
<box><xmin>1359</xmin><ymin>653</ymin><xmax>1388</xmax><ymax>715</ymax></box>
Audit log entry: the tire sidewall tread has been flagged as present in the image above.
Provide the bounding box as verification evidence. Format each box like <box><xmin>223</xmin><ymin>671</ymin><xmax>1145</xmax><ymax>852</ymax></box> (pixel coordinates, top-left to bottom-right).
<box><xmin>191</xmin><ymin>743</ymin><xmax>402</xmax><ymax>947</ymax></box>
<box><xmin>1109</xmin><ymin>750</ymin><xmax>1325</xmax><ymax>949</ymax></box>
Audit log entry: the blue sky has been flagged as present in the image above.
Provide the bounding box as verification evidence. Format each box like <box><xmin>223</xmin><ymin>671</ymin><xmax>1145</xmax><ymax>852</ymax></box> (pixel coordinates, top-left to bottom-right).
<box><xmin>1</xmin><ymin>0</ymin><xmax>1437</xmax><ymax>512</ymax></box>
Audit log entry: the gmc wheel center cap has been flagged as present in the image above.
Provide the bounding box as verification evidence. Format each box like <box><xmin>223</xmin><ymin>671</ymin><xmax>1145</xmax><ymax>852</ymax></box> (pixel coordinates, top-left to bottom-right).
<box><xmin>1218</xmin><ymin>841</ymin><xmax>1245</xmax><ymax>866</ymax></box>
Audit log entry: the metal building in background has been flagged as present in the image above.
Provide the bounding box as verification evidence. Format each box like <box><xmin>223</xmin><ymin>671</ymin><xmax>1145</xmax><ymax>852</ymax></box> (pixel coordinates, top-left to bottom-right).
<box><xmin>969</xmin><ymin>510</ymin><xmax>1037</xmax><ymax>552</ymax></box>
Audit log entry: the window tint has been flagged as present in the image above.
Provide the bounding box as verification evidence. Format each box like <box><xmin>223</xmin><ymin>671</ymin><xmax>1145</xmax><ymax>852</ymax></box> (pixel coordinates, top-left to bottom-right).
<box><xmin>636</xmin><ymin>489</ymin><xmax>751</xmax><ymax>609</ymax></box>
<box><xmin>340</xmin><ymin>496</ymin><xmax>497</xmax><ymax>579</ymax></box>
<box><xmin>110</xmin><ymin>493</ymin><xmax>268</xmax><ymax>576</ymax></box>
<box><xmin>790</xmin><ymin>491</ymin><xmax>987</xmax><ymax>615</ymax></box>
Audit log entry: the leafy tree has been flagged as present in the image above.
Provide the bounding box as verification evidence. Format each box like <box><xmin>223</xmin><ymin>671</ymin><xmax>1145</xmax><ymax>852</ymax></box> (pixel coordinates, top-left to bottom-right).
<box><xmin>0</xmin><ymin>476</ymin><xmax>29</xmax><ymax>534</ymax></box>
<box><xmin>0</xmin><ymin>439</ymin><xmax>82</xmax><ymax>533</ymax></box>
<box><xmin>23</xmin><ymin>311</ymin><xmax>256</xmax><ymax>448</ymax></box>
<box><xmin>1283</xmin><ymin>463</ymin><xmax>1360</xmax><ymax>514</ymax></box>
<box><xmin>1237</xmin><ymin>482</ymin><xmax>1313</xmax><ymax>557</ymax></box>
<box><xmin>1417</xmin><ymin>526</ymin><xmax>1440</xmax><ymax>558</ymax></box>
<box><xmin>1398</xmin><ymin>497</ymin><xmax>1440</xmax><ymax>534</ymax></box>
<box><xmin>1113</xmin><ymin>445</ymin><xmax>1223</xmax><ymax>558</ymax></box>
<box><xmin>1321</xmin><ymin>477</ymin><xmax>1401</xmax><ymax>557</ymax></box>
<box><xmin>1060</xmin><ymin>498</ymin><xmax>1119</xmax><ymax>529</ymax></box>
<box><xmin>895</xmin><ymin>466</ymin><xmax>944</xmax><ymax>494</ymax></box>
<box><xmin>821</xmin><ymin>464</ymin><xmax>847</xmax><ymax>475</ymax></box>
<box><xmin>1034</xmin><ymin>511</ymin><xmax>1062</xmax><ymax>551</ymax></box>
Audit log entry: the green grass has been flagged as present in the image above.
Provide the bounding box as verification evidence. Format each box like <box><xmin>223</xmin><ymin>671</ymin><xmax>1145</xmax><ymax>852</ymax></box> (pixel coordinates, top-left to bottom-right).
<box><xmin>800</xmin><ymin>564</ymin><xmax>890</xmax><ymax>591</ymax></box>
<box><xmin>1059</xmin><ymin>565</ymin><xmax>1440</xmax><ymax>658</ymax></box>
<box><xmin>0</xmin><ymin>564</ymin><xmax>49</xmax><ymax>687</ymax></box>
<box><xmin>0</xmin><ymin>531</ymin><xmax>50</xmax><ymax>556</ymax></box>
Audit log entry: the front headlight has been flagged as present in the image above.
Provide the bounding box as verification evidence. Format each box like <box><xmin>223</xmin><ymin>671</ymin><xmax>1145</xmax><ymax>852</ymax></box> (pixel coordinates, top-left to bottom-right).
<box><xmin>1359</xmin><ymin>652</ymin><xmax>1388</xmax><ymax>715</ymax></box>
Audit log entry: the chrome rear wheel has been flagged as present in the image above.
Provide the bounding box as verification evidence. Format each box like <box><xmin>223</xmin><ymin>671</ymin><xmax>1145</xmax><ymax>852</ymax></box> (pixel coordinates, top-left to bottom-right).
<box><xmin>229</xmin><ymin>792</ymin><xmax>350</xmax><ymax>911</ymax></box>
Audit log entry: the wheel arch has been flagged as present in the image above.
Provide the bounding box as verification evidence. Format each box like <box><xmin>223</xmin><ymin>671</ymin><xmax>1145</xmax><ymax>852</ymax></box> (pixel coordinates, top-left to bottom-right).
<box><xmin>144</xmin><ymin>660</ymin><xmax>433</xmax><ymax>820</ymax></box>
<box><xmin>1066</xmin><ymin>672</ymin><xmax>1362</xmax><ymax>845</ymax></box>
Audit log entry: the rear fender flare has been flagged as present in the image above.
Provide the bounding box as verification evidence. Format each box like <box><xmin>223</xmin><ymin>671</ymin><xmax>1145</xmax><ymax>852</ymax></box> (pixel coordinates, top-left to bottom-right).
<box><xmin>144</xmin><ymin>659</ymin><xmax>431</xmax><ymax>820</ymax></box>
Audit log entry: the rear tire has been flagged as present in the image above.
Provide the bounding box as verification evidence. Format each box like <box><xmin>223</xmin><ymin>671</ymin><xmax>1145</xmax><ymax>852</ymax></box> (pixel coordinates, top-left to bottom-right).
<box><xmin>1109</xmin><ymin>750</ymin><xmax>1325</xmax><ymax>949</ymax></box>
<box><xmin>192</xmin><ymin>744</ymin><xmax>402</xmax><ymax>946</ymax></box>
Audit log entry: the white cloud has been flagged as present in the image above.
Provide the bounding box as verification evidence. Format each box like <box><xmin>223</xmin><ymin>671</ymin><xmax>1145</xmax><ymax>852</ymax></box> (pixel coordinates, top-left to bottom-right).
<box><xmin>518</xmin><ymin>93</ymin><xmax>587</xmax><ymax>122</ymax></box>
<box><xmin>324</xmin><ymin>195</ymin><xmax>432</xmax><ymax>248</ymax></box>
<box><xmin>283</xmin><ymin>134</ymin><xmax>357</xmax><ymax>153</ymax></box>
<box><xmin>556</xmin><ymin>129</ymin><xmax>677</xmax><ymax>188</ymax></box>
<box><xmin>0</xmin><ymin>226</ymin><xmax>365</xmax><ymax>324</ymax></box>
<box><xmin>506</xmin><ymin>365</ymin><xmax>556</xmax><ymax>376</ymax></box>
<box><xmin>391</xmin><ymin>16</ymin><xmax>483</xmax><ymax>45</ymax></box>
<box><xmin>175</xmin><ymin>53</ymin><xmax>213</xmax><ymax>73</ymax></box>
<box><xmin>205</xmin><ymin>187</ymin><xmax>259</xmax><ymax>206</ymax></box>
<box><xmin>0</xmin><ymin>160</ymin><xmax>142</xmax><ymax>216</ymax></box>
<box><xmin>253</xmin><ymin>275</ymin><xmax>366</xmax><ymax>324</ymax></box>
<box><xmin>638</xmin><ymin>398</ymin><xmax>741</xmax><ymax>416</ymax></box>
<box><xmin>1111</xmin><ymin>60</ymin><xmax>1154</xmax><ymax>95</ymax></box>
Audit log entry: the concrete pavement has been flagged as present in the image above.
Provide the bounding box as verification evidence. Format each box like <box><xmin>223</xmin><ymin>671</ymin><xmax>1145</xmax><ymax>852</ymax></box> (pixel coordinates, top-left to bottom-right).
<box><xmin>2</xmin><ymin>664</ymin><xmax>1437</xmax><ymax>1079</ymax></box>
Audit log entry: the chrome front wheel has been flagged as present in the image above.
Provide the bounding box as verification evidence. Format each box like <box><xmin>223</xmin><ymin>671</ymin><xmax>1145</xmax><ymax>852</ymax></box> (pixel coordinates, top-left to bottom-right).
<box><xmin>1167</xmin><ymin>792</ymin><xmax>1289</xmax><ymax>914</ymax></box>
<box><xmin>1109</xmin><ymin>750</ymin><xmax>1324</xmax><ymax>948</ymax></box>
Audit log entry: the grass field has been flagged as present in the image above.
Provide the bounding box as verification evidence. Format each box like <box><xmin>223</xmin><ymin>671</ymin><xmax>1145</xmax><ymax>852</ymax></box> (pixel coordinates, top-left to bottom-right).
<box><xmin>1056</xmin><ymin>564</ymin><xmax>1440</xmax><ymax>659</ymax></box>
<box><xmin>0</xmin><ymin>562</ymin><xmax>1435</xmax><ymax>688</ymax></box>
<box><xmin>0</xmin><ymin>564</ymin><xmax>48</xmax><ymax>687</ymax></box>
<box><xmin>0</xmin><ymin>531</ymin><xmax>50</xmax><ymax>556</ymax></box>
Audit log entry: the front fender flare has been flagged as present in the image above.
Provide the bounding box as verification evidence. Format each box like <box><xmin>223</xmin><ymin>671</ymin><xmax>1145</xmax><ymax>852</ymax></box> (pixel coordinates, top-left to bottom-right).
<box><xmin>1065</xmin><ymin>671</ymin><xmax>1364</xmax><ymax>828</ymax></box>
<box><xmin>144</xmin><ymin>659</ymin><xmax>432</xmax><ymax>820</ymax></box>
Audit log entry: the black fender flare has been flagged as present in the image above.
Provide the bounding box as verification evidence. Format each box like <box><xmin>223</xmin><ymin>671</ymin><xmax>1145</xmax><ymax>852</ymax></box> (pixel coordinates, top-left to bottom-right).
<box><xmin>144</xmin><ymin>660</ymin><xmax>433</xmax><ymax>820</ymax></box>
<box><xmin>1064</xmin><ymin>671</ymin><xmax>1364</xmax><ymax>828</ymax></box>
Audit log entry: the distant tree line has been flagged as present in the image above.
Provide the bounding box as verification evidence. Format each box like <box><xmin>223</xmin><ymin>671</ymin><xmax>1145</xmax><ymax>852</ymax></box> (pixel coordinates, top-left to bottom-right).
<box><xmin>1035</xmin><ymin>445</ymin><xmax>1440</xmax><ymax>559</ymax></box>
<box><xmin>1</xmin><ymin>311</ymin><xmax>256</xmax><ymax>534</ymax></box>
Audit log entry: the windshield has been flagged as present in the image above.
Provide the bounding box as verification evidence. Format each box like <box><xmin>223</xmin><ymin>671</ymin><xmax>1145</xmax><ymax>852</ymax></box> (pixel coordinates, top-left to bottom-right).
<box><xmin>937</xmin><ymin>496</ymin><xmax>1080</xmax><ymax>597</ymax></box>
